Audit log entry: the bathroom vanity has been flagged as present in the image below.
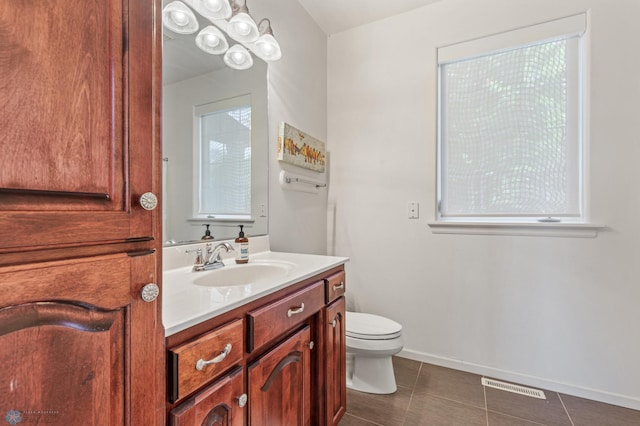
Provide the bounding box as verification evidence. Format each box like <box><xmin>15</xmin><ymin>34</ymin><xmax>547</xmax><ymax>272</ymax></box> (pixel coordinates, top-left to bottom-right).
<box><xmin>163</xmin><ymin>240</ymin><xmax>348</xmax><ymax>425</ymax></box>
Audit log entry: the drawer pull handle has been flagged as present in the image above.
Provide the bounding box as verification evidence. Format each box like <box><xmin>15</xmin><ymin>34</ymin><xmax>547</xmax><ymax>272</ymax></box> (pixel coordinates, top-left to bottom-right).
<box><xmin>333</xmin><ymin>282</ymin><xmax>344</xmax><ymax>291</ymax></box>
<box><xmin>287</xmin><ymin>303</ymin><xmax>305</xmax><ymax>317</ymax></box>
<box><xmin>195</xmin><ymin>343</ymin><xmax>232</xmax><ymax>371</ymax></box>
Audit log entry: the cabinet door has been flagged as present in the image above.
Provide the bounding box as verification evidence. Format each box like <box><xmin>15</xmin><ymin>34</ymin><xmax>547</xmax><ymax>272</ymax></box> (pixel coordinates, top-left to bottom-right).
<box><xmin>325</xmin><ymin>297</ymin><xmax>346</xmax><ymax>426</ymax></box>
<box><xmin>248</xmin><ymin>326</ymin><xmax>312</xmax><ymax>426</ymax></box>
<box><xmin>0</xmin><ymin>252</ymin><xmax>164</xmax><ymax>426</ymax></box>
<box><xmin>0</xmin><ymin>0</ymin><xmax>160</xmax><ymax>251</ymax></box>
<box><xmin>170</xmin><ymin>367</ymin><xmax>245</xmax><ymax>426</ymax></box>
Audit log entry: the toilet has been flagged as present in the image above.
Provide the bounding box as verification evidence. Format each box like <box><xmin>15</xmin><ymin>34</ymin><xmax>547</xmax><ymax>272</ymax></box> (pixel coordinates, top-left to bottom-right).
<box><xmin>346</xmin><ymin>312</ymin><xmax>404</xmax><ymax>394</ymax></box>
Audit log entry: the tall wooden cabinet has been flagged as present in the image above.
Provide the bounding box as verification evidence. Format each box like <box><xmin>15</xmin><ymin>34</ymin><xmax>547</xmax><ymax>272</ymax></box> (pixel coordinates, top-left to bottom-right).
<box><xmin>0</xmin><ymin>0</ymin><xmax>164</xmax><ymax>424</ymax></box>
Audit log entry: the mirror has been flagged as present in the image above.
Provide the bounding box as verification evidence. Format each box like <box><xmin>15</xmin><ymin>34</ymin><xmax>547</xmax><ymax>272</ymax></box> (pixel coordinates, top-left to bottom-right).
<box><xmin>162</xmin><ymin>14</ymin><xmax>269</xmax><ymax>245</ymax></box>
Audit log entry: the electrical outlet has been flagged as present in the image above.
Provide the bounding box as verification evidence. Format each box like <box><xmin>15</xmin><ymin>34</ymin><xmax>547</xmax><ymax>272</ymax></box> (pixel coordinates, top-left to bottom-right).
<box><xmin>259</xmin><ymin>203</ymin><xmax>267</xmax><ymax>217</ymax></box>
<box><xmin>408</xmin><ymin>201</ymin><xmax>419</xmax><ymax>219</ymax></box>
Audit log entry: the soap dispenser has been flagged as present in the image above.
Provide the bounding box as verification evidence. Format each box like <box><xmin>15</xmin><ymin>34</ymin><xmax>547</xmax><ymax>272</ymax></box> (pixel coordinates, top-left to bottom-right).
<box><xmin>201</xmin><ymin>224</ymin><xmax>214</xmax><ymax>240</ymax></box>
<box><xmin>235</xmin><ymin>225</ymin><xmax>249</xmax><ymax>264</ymax></box>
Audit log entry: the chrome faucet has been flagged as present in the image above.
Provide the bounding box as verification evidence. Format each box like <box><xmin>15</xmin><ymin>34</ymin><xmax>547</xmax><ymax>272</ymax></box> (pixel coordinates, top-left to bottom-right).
<box><xmin>202</xmin><ymin>242</ymin><xmax>234</xmax><ymax>271</ymax></box>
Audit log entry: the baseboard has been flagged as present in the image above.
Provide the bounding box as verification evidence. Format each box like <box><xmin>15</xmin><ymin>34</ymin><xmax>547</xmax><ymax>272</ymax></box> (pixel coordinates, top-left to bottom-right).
<box><xmin>398</xmin><ymin>349</ymin><xmax>640</xmax><ymax>411</ymax></box>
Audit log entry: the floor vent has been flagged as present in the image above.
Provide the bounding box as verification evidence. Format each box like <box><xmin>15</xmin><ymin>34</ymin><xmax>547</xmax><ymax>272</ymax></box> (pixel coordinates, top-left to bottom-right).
<box><xmin>481</xmin><ymin>378</ymin><xmax>546</xmax><ymax>399</ymax></box>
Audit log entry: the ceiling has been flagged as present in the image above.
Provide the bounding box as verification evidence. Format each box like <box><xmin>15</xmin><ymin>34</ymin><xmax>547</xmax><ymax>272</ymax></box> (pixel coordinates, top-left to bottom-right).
<box><xmin>297</xmin><ymin>0</ymin><xmax>444</xmax><ymax>35</ymax></box>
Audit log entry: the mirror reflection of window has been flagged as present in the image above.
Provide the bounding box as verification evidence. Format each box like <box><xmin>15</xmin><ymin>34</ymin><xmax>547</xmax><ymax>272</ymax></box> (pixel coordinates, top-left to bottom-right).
<box><xmin>195</xmin><ymin>95</ymin><xmax>252</xmax><ymax>220</ymax></box>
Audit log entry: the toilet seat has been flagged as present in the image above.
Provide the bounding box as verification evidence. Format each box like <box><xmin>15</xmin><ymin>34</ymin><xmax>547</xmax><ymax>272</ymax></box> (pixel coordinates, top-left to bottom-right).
<box><xmin>346</xmin><ymin>312</ymin><xmax>402</xmax><ymax>340</ymax></box>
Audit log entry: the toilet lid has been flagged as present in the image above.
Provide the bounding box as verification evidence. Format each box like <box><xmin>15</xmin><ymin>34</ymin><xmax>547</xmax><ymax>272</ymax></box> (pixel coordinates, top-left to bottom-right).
<box><xmin>346</xmin><ymin>312</ymin><xmax>402</xmax><ymax>340</ymax></box>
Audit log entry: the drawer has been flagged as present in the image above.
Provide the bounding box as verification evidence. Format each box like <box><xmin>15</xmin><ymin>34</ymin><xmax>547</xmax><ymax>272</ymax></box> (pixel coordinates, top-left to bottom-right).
<box><xmin>325</xmin><ymin>270</ymin><xmax>346</xmax><ymax>303</ymax></box>
<box><xmin>247</xmin><ymin>281</ymin><xmax>324</xmax><ymax>352</ymax></box>
<box><xmin>169</xmin><ymin>318</ymin><xmax>244</xmax><ymax>403</ymax></box>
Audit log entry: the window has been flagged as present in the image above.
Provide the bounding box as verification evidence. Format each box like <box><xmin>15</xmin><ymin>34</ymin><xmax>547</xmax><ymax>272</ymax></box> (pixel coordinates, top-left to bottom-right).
<box><xmin>194</xmin><ymin>95</ymin><xmax>251</xmax><ymax>219</ymax></box>
<box><xmin>437</xmin><ymin>15</ymin><xmax>586</xmax><ymax>224</ymax></box>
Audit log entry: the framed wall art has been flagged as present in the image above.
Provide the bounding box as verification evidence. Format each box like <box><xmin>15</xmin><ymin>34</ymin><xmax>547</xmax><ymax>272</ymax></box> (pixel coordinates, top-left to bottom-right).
<box><xmin>277</xmin><ymin>122</ymin><xmax>326</xmax><ymax>172</ymax></box>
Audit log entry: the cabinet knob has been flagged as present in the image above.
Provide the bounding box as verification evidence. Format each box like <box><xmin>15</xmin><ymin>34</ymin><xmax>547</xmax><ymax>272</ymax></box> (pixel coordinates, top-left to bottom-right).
<box><xmin>330</xmin><ymin>314</ymin><xmax>341</xmax><ymax>328</ymax></box>
<box><xmin>195</xmin><ymin>343</ymin><xmax>232</xmax><ymax>371</ymax></box>
<box><xmin>237</xmin><ymin>393</ymin><xmax>248</xmax><ymax>408</ymax></box>
<box><xmin>140</xmin><ymin>283</ymin><xmax>159</xmax><ymax>302</ymax></box>
<box><xmin>139</xmin><ymin>192</ymin><xmax>158</xmax><ymax>211</ymax></box>
<box><xmin>308</xmin><ymin>341</ymin><xmax>314</xmax><ymax>350</ymax></box>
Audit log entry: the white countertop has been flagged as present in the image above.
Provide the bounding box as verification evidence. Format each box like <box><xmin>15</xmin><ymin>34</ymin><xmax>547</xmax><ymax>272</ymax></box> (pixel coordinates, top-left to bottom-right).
<box><xmin>163</xmin><ymin>248</ymin><xmax>348</xmax><ymax>337</ymax></box>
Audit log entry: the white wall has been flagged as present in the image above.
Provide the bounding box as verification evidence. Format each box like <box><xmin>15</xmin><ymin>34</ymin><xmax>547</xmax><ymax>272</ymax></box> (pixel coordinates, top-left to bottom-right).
<box><xmin>328</xmin><ymin>0</ymin><xmax>640</xmax><ymax>409</ymax></box>
<box><xmin>250</xmin><ymin>0</ymin><xmax>329</xmax><ymax>255</ymax></box>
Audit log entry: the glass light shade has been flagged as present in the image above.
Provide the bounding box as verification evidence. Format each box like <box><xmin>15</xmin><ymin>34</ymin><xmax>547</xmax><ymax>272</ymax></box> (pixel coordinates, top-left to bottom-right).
<box><xmin>198</xmin><ymin>0</ymin><xmax>232</xmax><ymax>20</ymax></box>
<box><xmin>227</xmin><ymin>13</ymin><xmax>259</xmax><ymax>43</ymax></box>
<box><xmin>196</xmin><ymin>26</ymin><xmax>229</xmax><ymax>55</ymax></box>
<box><xmin>254</xmin><ymin>34</ymin><xmax>282</xmax><ymax>61</ymax></box>
<box><xmin>223</xmin><ymin>44</ymin><xmax>254</xmax><ymax>70</ymax></box>
<box><xmin>163</xmin><ymin>1</ymin><xmax>199</xmax><ymax>34</ymax></box>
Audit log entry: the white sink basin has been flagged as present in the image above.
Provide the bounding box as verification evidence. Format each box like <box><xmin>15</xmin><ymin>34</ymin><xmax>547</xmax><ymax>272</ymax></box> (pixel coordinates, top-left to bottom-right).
<box><xmin>191</xmin><ymin>260</ymin><xmax>295</xmax><ymax>287</ymax></box>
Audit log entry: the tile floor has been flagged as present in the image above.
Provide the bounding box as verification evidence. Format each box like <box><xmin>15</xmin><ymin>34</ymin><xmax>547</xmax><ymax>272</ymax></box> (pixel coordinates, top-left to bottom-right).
<box><xmin>339</xmin><ymin>357</ymin><xmax>640</xmax><ymax>426</ymax></box>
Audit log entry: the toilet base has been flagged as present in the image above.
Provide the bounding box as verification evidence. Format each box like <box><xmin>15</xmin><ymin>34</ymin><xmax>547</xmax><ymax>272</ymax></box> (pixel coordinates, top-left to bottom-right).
<box><xmin>346</xmin><ymin>353</ymin><xmax>397</xmax><ymax>394</ymax></box>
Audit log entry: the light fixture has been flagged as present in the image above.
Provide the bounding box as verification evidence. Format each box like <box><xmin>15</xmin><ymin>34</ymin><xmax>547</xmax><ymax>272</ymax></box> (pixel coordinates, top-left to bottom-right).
<box><xmin>253</xmin><ymin>19</ymin><xmax>281</xmax><ymax>62</ymax></box>
<box><xmin>163</xmin><ymin>0</ymin><xmax>281</xmax><ymax>70</ymax></box>
<box><xmin>197</xmin><ymin>0</ymin><xmax>232</xmax><ymax>20</ymax></box>
<box><xmin>196</xmin><ymin>26</ymin><xmax>229</xmax><ymax>55</ymax></box>
<box><xmin>227</xmin><ymin>0</ymin><xmax>259</xmax><ymax>43</ymax></box>
<box><xmin>162</xmin><ymin>1</ymin><xmax>199</xmax><ymax>34</ymax></box>
<box><xmin>224</xmin><ymin>44</ymin><xmax>253</xmax><ymax>70</ymax></box>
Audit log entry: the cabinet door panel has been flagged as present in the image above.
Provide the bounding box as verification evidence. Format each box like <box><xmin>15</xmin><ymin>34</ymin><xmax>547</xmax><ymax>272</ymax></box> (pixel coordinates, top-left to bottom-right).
<box><xmin>0</xmin><ymin>252</ymin><xmax>163</xmax><ymax>426</ymax></box>
<box><xmin>170</xmin><ymin>367</ymin><xmax>245</xmax><ymax>426</ymax></box>
<box><xmin>248</xmin><ymin>326</ymin><xmax>312</xmax><ymax>426</ymax></box>
<box><xmin>0</xmin><ymin>302</ymin><xmax>126</xmax><ymax>425</ymax></box>
<box><xmin>325</xmin><ymin>297</ymin><xmax>346</xmax><ymax>426</ymax></box>
<box><xmin>0</xmin><ymin>0</ymin><xmax>122</xmax><ymax>197</ymax></box>
<box><xmin>0</xmin><ymin>0</ymin><xmax>159</xmax><ymax>250</ymax></box>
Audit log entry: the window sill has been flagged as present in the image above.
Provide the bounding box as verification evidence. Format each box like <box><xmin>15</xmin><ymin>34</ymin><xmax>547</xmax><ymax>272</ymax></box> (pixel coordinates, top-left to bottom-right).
<box><xmin>427</xmin><ymin>221</ymin><xmax>605</xmax><ymax>238</ymax></box>
<box><xmin>189</xmin><ymin>217</ymin><xmax>255</xmax><ymax>223</ymax></box>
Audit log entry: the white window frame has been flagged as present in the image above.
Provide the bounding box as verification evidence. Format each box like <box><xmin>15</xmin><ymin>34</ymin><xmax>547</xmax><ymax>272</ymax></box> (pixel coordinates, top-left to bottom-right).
<box><xmin>429</xmin><ymin>13</ymin><xmax>603</xmax><ymax>237</ymax></box>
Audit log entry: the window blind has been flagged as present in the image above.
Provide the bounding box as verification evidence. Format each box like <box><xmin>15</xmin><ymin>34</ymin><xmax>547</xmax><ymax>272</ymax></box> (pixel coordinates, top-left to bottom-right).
<box><xmin>438</xmin><ymin>17</ymin><xmax>585</xmax><ymax>219</ymax></box>
<box><xmin>196</xmin><ymin>96</ymin><xmax>252</xmax><ymax>217</ymax></box>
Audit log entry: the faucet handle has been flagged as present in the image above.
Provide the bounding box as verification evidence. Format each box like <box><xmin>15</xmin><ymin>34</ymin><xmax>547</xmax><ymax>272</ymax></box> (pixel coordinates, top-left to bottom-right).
<box><xmin>185</xmin><ymin>248</ymin><xmax>205</xmax><ymax>270</ymax></box>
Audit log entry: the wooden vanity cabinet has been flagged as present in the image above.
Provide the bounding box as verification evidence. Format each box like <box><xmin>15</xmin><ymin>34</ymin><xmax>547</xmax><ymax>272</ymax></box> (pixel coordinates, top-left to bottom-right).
<box><xmin>166</xmin><ymin>265</ymin><xmax>346</xmax><ymax>426</ymax></box>
<box><xmin>0</xmin><ymin>0</ymin><xmax>164</xmax><ymax>424</ymax></box>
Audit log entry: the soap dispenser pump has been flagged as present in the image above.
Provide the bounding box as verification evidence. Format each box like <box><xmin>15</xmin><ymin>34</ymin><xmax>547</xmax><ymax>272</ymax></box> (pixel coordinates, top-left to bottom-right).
<box><xmin>201</xmin><ymin>224</ymin><xmax>214</xmax><ymax>240</ymax></box>
<box><xmin>235</xmin><ymin>225</ymin><xmax>249</xmax><ymax>264</ymax></box>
